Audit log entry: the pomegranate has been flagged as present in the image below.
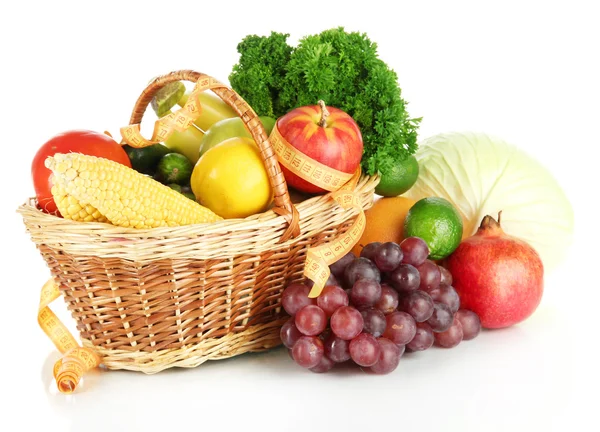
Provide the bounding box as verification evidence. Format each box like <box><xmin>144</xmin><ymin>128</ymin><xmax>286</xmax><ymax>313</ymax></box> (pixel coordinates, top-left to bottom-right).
<box><xmin>445</xmin><ymin>212</ymin><xmax>544</xmax><ymax>329</ymax></box>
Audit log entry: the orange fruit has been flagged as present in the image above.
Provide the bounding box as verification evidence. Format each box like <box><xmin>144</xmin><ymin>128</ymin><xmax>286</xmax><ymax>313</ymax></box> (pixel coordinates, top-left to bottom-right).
<box><xmin>352</xmin><ymin>196</ymin><xmax>417</xmax><ymax>256</ymax></box>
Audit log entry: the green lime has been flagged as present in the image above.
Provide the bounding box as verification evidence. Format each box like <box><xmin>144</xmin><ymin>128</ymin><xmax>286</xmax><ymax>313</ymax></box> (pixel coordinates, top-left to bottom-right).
<box><xmin>403</xmin><ymin>197</ymin><xmax>463</xmax><ymax>260</ymax></box>
<box><xmin>156</xmin><ymin>153</ymin><xmax>194</xmax><ymax>185</ymax></box>
<box><xmin>375</xmin><ymin>155</ymin><xmax>419</xmax><ymax>197</ymax></box>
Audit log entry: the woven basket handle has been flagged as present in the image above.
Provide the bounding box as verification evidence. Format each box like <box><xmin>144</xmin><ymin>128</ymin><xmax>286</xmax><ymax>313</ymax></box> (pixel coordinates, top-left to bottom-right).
<box><xmin>127</xmin><ymin>70</ymin><xmax>299</xmax><ymax>241</ymax></box>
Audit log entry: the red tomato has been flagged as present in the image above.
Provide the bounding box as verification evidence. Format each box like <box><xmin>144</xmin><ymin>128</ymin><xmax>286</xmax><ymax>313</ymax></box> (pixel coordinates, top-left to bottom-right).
<box><xmin>31</xmin><ymin>130</ymin><xmax>131</xmax><ymax>214</ymax></box>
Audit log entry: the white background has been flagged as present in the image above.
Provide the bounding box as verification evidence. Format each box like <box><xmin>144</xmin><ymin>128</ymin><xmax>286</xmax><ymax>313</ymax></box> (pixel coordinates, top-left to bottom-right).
<box><xmin>2</xmin><ymin>1</ymin><xmax>598</xmax><ymax>431</ymax></box>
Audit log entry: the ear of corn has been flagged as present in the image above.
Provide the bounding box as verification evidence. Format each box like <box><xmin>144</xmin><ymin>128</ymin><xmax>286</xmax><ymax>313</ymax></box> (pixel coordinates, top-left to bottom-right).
<box><xmin>51</xmin><ymin>184</ymin><xmax>108</xmax><ymax>223</ymax></box>
<box><xmin>46</xmin><ymin>153</ymin><xmax>223</xmax><ymax>228</ymax></box>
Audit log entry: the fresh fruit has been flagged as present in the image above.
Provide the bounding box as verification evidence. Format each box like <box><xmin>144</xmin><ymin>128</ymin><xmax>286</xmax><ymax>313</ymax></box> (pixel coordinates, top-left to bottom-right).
<box><xmin>350</xmin><ymin>279</ymin><xmax>382</xmax><ymax>309</ymax></box>
<box><xmin>375</xmin><ymin>154</ymin><xmax>419</xmax><ymax>197</ymax></box>
<box><xmin>156</xmin><ymin>153</ymin><xmax>194</xmax><ymax>185</ymax></box>
<box><xmin>177</xmin><ymin>90</ymin><xmax>238</xmax><ymax>132</ymax></box>
<box><xmin>426</xmin><ymin>303</ymin><xmax>454</xmax><ymax>333</ymax></box>
<box><xmin>399</xmin><ymin>237</ymin><xmax>430</xmax><ymax>267</ymax></box>
<box><xmin>190</xmin><ymin>137</ymin><xmax>273</xmax><ymax>219</ymax></box>
<box><xmin>199</xmin><ymin>116</ymin><xmax>276</xmax><ymax>157</ymax></box>
<box><xmin>275</xmin><ymin>101</ymin><xmax>363</xmax><ymax>194</ymax></box>
<box><xmin>330</xmin><ymin>306</ymin><xmax>364</xmax><ymax>340</ymax></box>
<box><xmin>349</xmin><ymin>333</ymin><xmax>381</xmax><ymax>367</ymax></box>
<box><xmin>388</xmin><ymin>264</ymin><xmax>420</xmax><ymax>293</ymax></box>
<box><xmin>373</xmin><ymin>242</ymin><xmax>403</xmax><ymax>272</ymax></box>
<box><xmin>31</xmin><ymin>130</ymin><xmax>131</xmax><ymax>215</ymax></box>
<box><xmin>123</xmin><ymin>143</ymin><xmax>171</xmax><ymax>175</ymax></box>
<box><xmin>351</xmin><ymin>197</ymin><xmax>416</xmax><ymax>256</ymax></box>
<box><xmin>46</xmin><ymin>153</ymin><xmax>221</xmax><ymax>227</ymax></box>
<box><xmin>295</xmin><ymin>305</ymin><xmax>327</xmax><ymax>336</ymax></box>
<box><xmin>281</xmin><ymin>283</ymin><xmax>315</xmax><ymax>316</ymax></box>
<box><xmin>281</xmin><ymin>237</ymin><xmax>482</xmax><ymax>375</ymax></box>
<box><xmin>292</xmin><ymin>336</ymin><xmax>324</xmax><ymax>368</ymax></box>
<box><xmin>446</xmin><ymin>214</ymin><xmax>544</xmax><ymax>329</ymax></box>
<box><xmin>434</xmin><ymin>316</ymin><xmax>463</xmax><ymax>348</ymax></box>
<box><xmin>404</xmin><ymin>197</ymin><xmax>463</xmax><ymax>260</ymax></box>
<box><xmin>382</xmin><ymin>311</ymin><xmax>416</xmax><ymax>346</ymax></box>
<box><xmin>164</xmin><ymin>126</ymin><xmax>206</xmax><ymax>165</ymax></box>
<box><xmin>416</xmin><ymin>260</ymin><xmax>441</xmax><ymax>291</ymax></box>
<box><xmin>455</xmin><ymin>310</ymin><xmax>482</xmax><ymax>340</ymax></box>
<box><xmin>399</xmin><ymin>290</ymin><xmax>434</xmax><ymax>323</ymax></box>
<box><xmin>369</xmin><ymin>338</ymin><xmax>403</xmax><ymax>374</ymax></box>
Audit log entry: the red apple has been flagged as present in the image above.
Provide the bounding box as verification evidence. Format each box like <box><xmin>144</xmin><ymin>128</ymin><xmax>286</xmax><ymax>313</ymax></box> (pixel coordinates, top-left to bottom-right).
<box><xmin>275</xmin><ymin>101</ymin><xmax>363</xmax><ymax>194</ymax></box>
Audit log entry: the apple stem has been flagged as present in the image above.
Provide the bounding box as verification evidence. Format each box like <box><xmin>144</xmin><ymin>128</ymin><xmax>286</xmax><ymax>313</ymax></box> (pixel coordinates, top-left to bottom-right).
<box><xmin>317</xmin><ymin>100</ymin><xmax>330</xmax><ymax>127</ymax></box>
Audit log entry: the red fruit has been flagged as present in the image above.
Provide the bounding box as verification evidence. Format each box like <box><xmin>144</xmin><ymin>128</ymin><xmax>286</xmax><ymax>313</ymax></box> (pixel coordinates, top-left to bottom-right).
<box><xmin>446</xmin><ymin>213</ymin><xmax>544</xmax><ymax>329</ymax></box>
<box><xmin>274</xmin><ymin>101</ymin><xmax>363</xmax><ymax>194</ymax></box>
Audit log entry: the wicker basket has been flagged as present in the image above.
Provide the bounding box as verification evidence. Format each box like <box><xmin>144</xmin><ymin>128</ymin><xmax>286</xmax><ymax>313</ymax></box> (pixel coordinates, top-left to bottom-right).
<box><xmin>18</xmin><ymin>70</ymin><xmax>378</xmax><ymax>374</ymax></box>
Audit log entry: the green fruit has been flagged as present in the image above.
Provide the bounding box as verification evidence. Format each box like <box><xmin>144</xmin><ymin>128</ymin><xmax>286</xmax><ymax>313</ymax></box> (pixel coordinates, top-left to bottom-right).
<box><xmin>199</xmin><ymin>116</ymin><xmax>276</xmax><ymax>157</ymax></box>
<box><xmin>156</xmin><ymin>153</ymin><xmax>194</xmax><ymax>185</ymax></box>
<box><xmin>122</xmin><ymin>143</ymin><xmax>171</xmax><ymax>175</ymax></box>
<box><xmin>375</xmin><ymin>155</ymin><xmax>419</xmax><ymax>197</ymax></box>
<box><xmin>403</xmin><ymin>197</ymin><xmax>463</xmax><ymax>260</ymax></box>
<box><xmin>151</xmin><ymin>82</ymin><xmax>186</xmax><ymax>118</ymax></box>
<box><xmin>164</xmin><ymin>126</ymin><xmax>205</xmax><ymax>164</ymax></box>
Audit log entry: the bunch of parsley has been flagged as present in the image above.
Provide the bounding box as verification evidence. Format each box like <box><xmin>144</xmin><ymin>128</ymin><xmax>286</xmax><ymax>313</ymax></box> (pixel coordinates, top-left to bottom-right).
<box><xmin>229</xmin><ymin>27</ymin><xmax>421</xmax><ymax>176</ymax></box>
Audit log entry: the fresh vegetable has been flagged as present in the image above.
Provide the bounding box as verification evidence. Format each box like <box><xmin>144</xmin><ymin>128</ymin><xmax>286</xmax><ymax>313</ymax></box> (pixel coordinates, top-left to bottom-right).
<box><xmin>123</xmin><ymin>143</ymin><xmax>170</xmax><ymax>175</ymax></box>
<box><xmin>31</xmin><ymin>130</ymin><xmax>131</xmax><ymax>214</ymax></box>
<box><xmin>275</xmin><ymin>101</ymin><xmax>363</xmax><ymax>194</ymax></box>
<box><xmin>163</xmin><ymin>125</ymin><xmax>205</xmax><ymax>164</ymax></box>
<box><xmin>156</xmin><ymin>153</ymin><xmax>194</xmax><ymax>185</ymax></box>
<box><xmin>283</xmin><ymin>236</ymin><xmax>481</xmax><ymax>374</ymax></box>
<box><xmin>445</xmin><ymin>214</ymin><xmax>544</xmax><ymax>329</ymax></box>
<box><xmin>403</xmin><ymin>197</ymin><xmax>463</xmax><ymax>260</ymax></box>
<box><xmin>190</xmin><ymin>137</ymin><xmax>273</xmax><ymax>219</ymax></box>
<box><xmin>229</xmin><ymin>28</ymin><xmax>421</xmax><ymax>176</ymax></box>
<box><xmin>199</xmin><ymin>116</ymin><xmax>276</xmax><ymax>157</ymax></box>
<box><xmin>405</xmin><ymin>131</ymin><xmax>574</xmax><ymax>271</ymax></box>
<box><xmin>46</xmin><ymin>153</ymin><xmax>222</xmax><ymax>228</ymax></box>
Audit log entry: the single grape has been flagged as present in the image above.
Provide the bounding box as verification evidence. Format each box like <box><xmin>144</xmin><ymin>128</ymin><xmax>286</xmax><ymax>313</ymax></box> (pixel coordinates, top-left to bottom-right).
<box><xmin>439</xmin><ymin>265</ymin><xmax>453</xmax><ymax>286</ymax></box>
<box><xmin>369</xmin><ymin>338</ymin><xmax>402</xmax><ymax>374</ymax></box>
<box><xmin>309</xmin><ymin>355</ymin><xmax>335</xmax><ymax>373</ymax></box>
<box><xmin>305</xmin><ymin>272</ymin><xmax>339</xmax><ymax>289</ymax></box>
<box><xmin>388</xmin><ymin>264</ymin><xmax>420</xmax><ymax>293</ymax></box>
<box><xmin>282</xmin><ymin>283</ymin><xmax>315</xmax><ymax>316</ymax></box>
<box><xmin>406</xmin><ymin>322</ymin><xmax>435</xmax><ymax>352</ymax></box>
<box><xmin>374</xmin><ymin>242</ymin><xmax>403</xmax><ymax>272</ymax></box>
<box><xmin>292</xmin><ymin>336</ymin><xmax>324</xmax><ymax>368</ymax></box>
<box><xmin>382</xmin><ymin>311</ymin><xmax>417</xmax><ymax>346</ymax></box>
<box><xmin>400</xmin><ymin>237</ymin><xmax>430</xmax><ymax>266</ymax></box>
<box><xmin>361</xmin><ymin>308</ymin><xmax>387</xmax><ymax>337</ymax></box>
<box><xmin>399</xmin><ymin>290</ymin><xmax>434</xmax><ymax>322</ymax></box>
<box><xmin>324</xmin><ymin>334</ymin><xmax>351</xmax><ymax>363</ymax></box>
<box><xmin>280</xmin><ymin>317</ymin><xmax>303</xmax><ymax>348</ymax></box>
<box><xmin>295</xmin><ymin>305</ymin><xmax>327</xmax><ymax>336</ymax></box>
<box><xmin>330</xmin><ymin>306</ymin><xmax>364</xmax><ymax>340</ymax></box>
<box><xmin>428</xmin><ymin>284</ymin><xmax>460</xmax><ymax>314</ymax></box>
<box><xmin>375</xmin><ymin>284</ymin><xmax>399</xmax><ymax>314</ymax></box>
<box><xmin>349</xmin><ymin>333</ymin><xmax>381</xmax><ymax>367</ymax></box>
<box><xmin>317</xmin><ymin>285</ymin><xmax>349</xmax><ymax>317</ymax></box>
<box><xmin>456</xmin><ymin>309</ymin><xmax>482</xmax><ymax>340</ymax></box>
<box><xmin>350</xmin><ymin>279</ymin><xmax>382</xmax><ymax>308</ymax></box>
<box><xmin>427</xmin><ymin>302</ymin><xmax>454</xmax><ymax>333</ymax></box>
<box><xmin>360</xmin><ymin>242</ymin><xmax>381</xmax><ymax>261</ymax></box>
<box><xmin>330</xmin><ymin>252</ymin><xmax>356</xmax><ymax>279</ymax></box>
<box><xmin>344</xmin><ymin>257</ymin><xmax>381</xmax><ymax>288</ymax></box>
<box><xmin>434</xmin><ymin>316</ymin><xmax>463</xmax><ymax>348</ymax></box>
<box><xmin>416</xmin><ymin>260</ymin><xmax>441</xmax><ymax>291</ymax></box>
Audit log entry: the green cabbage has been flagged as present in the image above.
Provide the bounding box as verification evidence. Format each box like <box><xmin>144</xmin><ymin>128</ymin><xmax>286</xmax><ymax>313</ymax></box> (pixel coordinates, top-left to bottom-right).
<box><xmin>405</xmin><ymin>131</ymin><xmax>574</xmax><ymax>272</ymax></box>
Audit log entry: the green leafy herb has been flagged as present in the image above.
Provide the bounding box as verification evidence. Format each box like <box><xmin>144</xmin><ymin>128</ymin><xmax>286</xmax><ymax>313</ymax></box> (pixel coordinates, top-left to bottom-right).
<box><xmin>228</xmin><ymin>27</ymin><xmax>421</xmax><ymax>176</ymax></box>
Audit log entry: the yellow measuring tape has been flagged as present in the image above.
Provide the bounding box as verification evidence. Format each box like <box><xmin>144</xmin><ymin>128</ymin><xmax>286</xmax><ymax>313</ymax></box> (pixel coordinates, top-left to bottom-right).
<box><xmin>120</xmin><ymin>76</ymin><xmax>224</xmax><ymax>148</ymax></box>
<box><xmin>270</xmin><ymin>124</ymin><xmax>366</xmax><ymax>298</ymax></box>
<box><xmin>38</xmin><ymin>279</ymin><xmax>100</xmax><ymax>394</ymax></box>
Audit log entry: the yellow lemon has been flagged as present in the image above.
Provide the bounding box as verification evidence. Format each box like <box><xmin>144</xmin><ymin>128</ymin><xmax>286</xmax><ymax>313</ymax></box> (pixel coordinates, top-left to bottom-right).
<box><xmin>191</xmin><ymin>137</ymin><xmax>272</xmax><ymax>219</ymax></box>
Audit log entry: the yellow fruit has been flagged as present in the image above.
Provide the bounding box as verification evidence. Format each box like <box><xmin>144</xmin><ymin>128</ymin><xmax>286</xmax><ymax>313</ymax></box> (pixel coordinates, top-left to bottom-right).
<box><xmin>352</xmin><ymin>196</ymin><xmax>417</xmax><ymax>256</ymax></box>
<box><xmin>191</xmin><ymin>137</ymin><xmax>273</xmax><ymax>219</ymax></box>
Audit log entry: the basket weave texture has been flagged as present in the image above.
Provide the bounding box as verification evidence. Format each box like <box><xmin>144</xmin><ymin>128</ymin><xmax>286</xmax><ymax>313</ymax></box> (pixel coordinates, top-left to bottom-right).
<box><xmin>18</xmin><ymin>70</ymin><xmax>378</xmax><ymax>373</ymax></box>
